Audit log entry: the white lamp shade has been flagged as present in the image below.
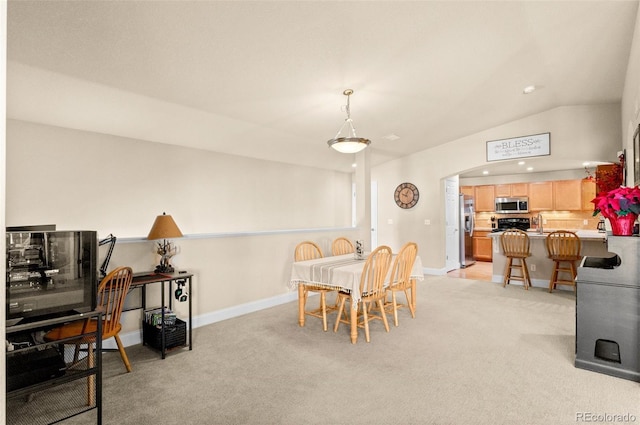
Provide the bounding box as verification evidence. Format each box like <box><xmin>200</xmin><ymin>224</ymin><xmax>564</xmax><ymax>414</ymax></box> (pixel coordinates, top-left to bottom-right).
<box><xmin>327</xmin><ymin>137</ymin><xmax>371</xmax><ymax>154</ymax></box>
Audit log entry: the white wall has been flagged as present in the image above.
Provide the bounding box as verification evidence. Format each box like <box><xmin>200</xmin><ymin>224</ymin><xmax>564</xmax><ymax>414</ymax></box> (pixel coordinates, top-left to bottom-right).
<box><xmin>621</xmin><ymin>4</ymin><xmax>640</xmax><ymax>186</ymax></box>
<box><xmin>6</xmin><ymin>120</ymin><xmax>352</xmax><ymax>235</ymax></box>
<box><xmin>373</xmin><ymin>104</ymin><xmax>622</xmax><ymax>274</ymax></box>
<box><xmin>6</xmin><ymin>119</ymin><xmax>356</xmax><ymax>336</ymax></box>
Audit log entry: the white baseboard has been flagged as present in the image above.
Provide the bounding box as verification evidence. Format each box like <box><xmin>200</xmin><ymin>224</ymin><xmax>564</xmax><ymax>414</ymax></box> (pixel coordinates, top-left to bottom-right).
<box><xmin>492</xmin><ymin>275</ymin><xmax>574</xmax><ymax>291</ymax></box>
<box><xmin>423</xmin><ymin>266</ymin><xmax>447</xmax><ymax>276</ymax></box>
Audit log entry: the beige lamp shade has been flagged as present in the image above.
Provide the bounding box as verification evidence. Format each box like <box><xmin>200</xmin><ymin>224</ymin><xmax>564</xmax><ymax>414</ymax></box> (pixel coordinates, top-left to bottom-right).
<box><xmin>147</xmin><ymin>213</ymin><xmax>183</xmax><ymax>240</ymax></box>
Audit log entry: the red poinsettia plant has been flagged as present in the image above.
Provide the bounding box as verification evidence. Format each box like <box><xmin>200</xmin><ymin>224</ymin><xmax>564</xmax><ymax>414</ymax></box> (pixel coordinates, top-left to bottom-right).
<box><xmin>592</xmin><ymin>186</ymin><xmax>640</xmax><ymax>219</ymax></box>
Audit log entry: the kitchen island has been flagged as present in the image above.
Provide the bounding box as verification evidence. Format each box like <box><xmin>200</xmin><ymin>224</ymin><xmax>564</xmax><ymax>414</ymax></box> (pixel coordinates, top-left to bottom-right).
<box><xmin>489</xmin><ymin>230</ymin><xmax>609</xmax><ymax>290</ymax></box>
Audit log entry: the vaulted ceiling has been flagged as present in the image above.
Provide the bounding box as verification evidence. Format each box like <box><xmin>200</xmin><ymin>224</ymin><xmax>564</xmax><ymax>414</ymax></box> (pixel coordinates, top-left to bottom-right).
<box><xmin>6</xmin><ymin>1</ymin><xmax>639</xmax><ymax>175</ymax></box>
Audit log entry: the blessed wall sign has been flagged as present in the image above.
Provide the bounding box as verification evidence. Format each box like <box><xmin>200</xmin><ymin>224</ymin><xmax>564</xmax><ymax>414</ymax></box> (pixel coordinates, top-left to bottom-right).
<box><xmin>486</xmin><ymin>132</ymin><xmax>550</xmax><ymax>162</ymax></box>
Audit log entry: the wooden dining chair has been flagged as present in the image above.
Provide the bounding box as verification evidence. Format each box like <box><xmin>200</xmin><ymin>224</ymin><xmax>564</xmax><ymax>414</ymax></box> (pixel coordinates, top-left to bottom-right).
<box><xmin>545</xmin><ymin>230</ymin><xmax>582</xmax><ymax>293</ymax></box>
<box><xmin>331</xmin><ymin>237</ymin><xmax>355</xmax><ymax>256</ymax></box>
<box><xmin>385</xmin><ymin>242</ymin><xmax>418</xmax><ymax>326</ymax></box>
<box><xmin>45</xmin><ymin>267</ymin><xmax>134</xmax><ymax>372</ymax></box>
<box><xmin>500</xmin><ymin>229</ymin><xmax>532</xmax><ymax>290</ymax></box>
<box><xmin>294</xmin><ymin>241</ymin><xmax>336</xmax><ymax>332</ymax></box>
<box><xmin>334</xmin><ymin>245</ymin><xmax>393</xmax><ymax>342</ymax></box>
<box><xmin>44</xmin><ymin>266</ymin><xmax>133</xmax><ymax>405</ymax></box>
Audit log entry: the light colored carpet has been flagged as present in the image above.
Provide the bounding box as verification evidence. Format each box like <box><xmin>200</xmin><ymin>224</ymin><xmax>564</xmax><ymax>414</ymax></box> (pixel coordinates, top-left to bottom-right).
<box><xmin>26</xmin><ymin>277</ymin><xmax>640</xmax><ymax>424</ymax></box>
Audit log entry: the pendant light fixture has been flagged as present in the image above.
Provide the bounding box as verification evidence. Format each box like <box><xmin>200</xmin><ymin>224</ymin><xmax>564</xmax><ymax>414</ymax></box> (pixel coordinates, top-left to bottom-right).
<box><xmin>327</xmin><ymin>89</ymin><xmax>371</xmax><ymax>154</ymax></box>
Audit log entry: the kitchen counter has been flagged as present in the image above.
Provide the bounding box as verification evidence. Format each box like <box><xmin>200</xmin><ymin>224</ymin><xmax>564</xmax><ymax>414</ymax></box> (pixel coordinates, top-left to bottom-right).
<box><xmin>488</xmin><ymin>229</ymin><xmax>606</xmax><ymax>241</ymax></box>
<box><xmin>489</xmin><ymin>229</ymin><xmax>610</xmax><ymax>290</ymax></box>
<box><xmin>474</xmin><ymin>227</ymin><xmax>493</xmax><ymax>232</ymax></box>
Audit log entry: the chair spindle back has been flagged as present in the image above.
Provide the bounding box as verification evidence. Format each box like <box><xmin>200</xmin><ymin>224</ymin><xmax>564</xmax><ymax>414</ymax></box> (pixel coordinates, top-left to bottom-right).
<box><xmin>294</xmin><ymin>241</ymin><xmax>324</xmax><ymax>262</ymax></box>
<box><xmin>98</xmin><ymin>267</ymin><xmax>133</xmax><ymax>336</ymax></box>
<box><xmin>360</xmin><ymin>245</ymin><xmax>392</xmax><ymax>297</ymax></box>
<box><xmin>332</xmin><ymin>237</ymin><xmax>355</xmax><ymax>256</ymax></box>
<box><xmin>546</xmin><ymin>231</ymin><xmax>581</xmax><ymax>258</ymax></box>
<box><xmin>388</xmin><ymin>242</ymin><xmax>418</xmax><ymax>289</ymax></box>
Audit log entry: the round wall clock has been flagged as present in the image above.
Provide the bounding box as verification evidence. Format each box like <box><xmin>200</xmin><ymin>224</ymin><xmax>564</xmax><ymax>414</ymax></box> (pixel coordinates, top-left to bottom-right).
<box><xmin>394</xmin><ymin>182</ymin><xmax>419</xmax><ymax>209</ymax></box>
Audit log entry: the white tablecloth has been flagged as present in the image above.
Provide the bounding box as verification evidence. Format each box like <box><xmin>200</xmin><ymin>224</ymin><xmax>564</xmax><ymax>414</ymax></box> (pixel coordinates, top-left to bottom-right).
<box><xmin>289</xmin><ymin>253</ymin><xmax>424</xmax><ymax>306</ymax></box>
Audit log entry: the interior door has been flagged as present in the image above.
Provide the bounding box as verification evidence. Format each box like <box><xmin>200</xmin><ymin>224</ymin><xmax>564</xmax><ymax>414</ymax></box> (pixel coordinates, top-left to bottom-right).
<box><xmin>445</xmin><ymin>177</ymin><xmax>460</xmax><ymax>271</ymax></box>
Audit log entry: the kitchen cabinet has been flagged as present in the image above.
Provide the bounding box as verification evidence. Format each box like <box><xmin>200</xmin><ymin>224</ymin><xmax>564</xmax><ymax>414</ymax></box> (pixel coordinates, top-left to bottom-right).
<box><xmin>553</xmin><ymin>180</ymin><xmax>582</xmax><ymax>210</ymax></box>
<box><xmin>474</xmin><ymin>185</ymin><xmax>495</xmax><ymax>212</ymax></box>
<box><xmin>511</xmin><ymin>183</ymin><xmax>528</xmax><ymax>197</ymax></box>
<box><xmin>460</xmin><ymin>186</ymin><xmax>474</xmax><ymax>197</ymax></box>
<box><xmin>472</xmin><ymin>230</ymin><xmax>492</xmax><ymax>261</ymax></box>
<box><xmin>494</xmin><ymin>184</ymin><xmax>510</xmax><ymax>197</ymax></box>
<box><xmin>495</xmin><ymin>183</ymin><xmax>528</xmax><ymax>197</ymax></box>
<box><xmin>466</xmin><ymin>179</ymin><xmax>591</xmax><ymax>212</ymax></box>
<box><xmin>528</xmin><ymin>181</ymin><xmax>554</xmax><ymax>211</ymax></box>
<box><xmin>581</xmin><ymin>179</ymin><xmax>596</xmax><ymax>211</ymax></box>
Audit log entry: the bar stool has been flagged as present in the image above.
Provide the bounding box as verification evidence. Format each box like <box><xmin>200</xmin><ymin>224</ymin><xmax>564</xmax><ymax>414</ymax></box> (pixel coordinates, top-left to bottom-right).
<box><xmin>500</xmin><ymin>229</ymin><xmax>532</xmax><ymax>290</ymax></box>
<box><xmin>545</xmin><ymin>231</ymin><xmax>581</xmax><ymax>293</ymax></box>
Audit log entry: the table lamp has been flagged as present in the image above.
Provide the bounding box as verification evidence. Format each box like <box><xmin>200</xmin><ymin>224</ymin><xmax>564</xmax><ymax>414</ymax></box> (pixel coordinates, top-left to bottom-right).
<box><xmin>147</xmin><ymin>212</ymin><xmax>183</xmax><ymax>273</ymax></box>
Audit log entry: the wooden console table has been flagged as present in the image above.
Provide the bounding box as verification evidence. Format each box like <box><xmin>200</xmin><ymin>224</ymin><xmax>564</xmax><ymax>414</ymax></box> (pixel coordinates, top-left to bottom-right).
<box><xmin>131</xmin><ymin>271</ymin><xmax>194</xmax><ymax>359</ymax></box>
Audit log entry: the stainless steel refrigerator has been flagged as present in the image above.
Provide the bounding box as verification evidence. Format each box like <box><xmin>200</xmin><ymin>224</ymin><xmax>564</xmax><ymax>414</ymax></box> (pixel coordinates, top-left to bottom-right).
<box><xmin>459</xmin><ymin>194</ymin><xmax>475</xmax><ymax>268</ymax></box>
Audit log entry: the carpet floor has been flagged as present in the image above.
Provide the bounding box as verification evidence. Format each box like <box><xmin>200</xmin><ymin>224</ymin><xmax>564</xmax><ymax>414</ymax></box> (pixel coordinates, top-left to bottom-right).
<box><xmin>18</xmin><ymin>276</ymin><xmax>640</xmax><ymax>425</ymax></box>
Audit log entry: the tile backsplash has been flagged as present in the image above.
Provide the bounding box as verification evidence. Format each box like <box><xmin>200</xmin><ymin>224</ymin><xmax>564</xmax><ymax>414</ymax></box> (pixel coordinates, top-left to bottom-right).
<box><xmin>475</xmin><ymin>211</ymin><xmax>601</xmax><ymax>231</ymax></box>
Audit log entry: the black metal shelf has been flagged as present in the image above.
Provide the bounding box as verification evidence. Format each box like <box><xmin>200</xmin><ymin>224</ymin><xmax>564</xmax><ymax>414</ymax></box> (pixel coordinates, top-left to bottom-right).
<box><xmin>6</xmin><ymin>310</ymin><xmax>103</xmax><ymax>425</ymax></box>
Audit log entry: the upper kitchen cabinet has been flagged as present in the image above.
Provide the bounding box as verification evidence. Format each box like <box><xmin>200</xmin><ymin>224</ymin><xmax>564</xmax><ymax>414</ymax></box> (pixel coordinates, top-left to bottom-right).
<box><xmin>581</xmin><ymin>179</ymin><xmax>596</xmax><ymax>211</ymax></box>
<box><xmin>464</xmin><ymin>179</ymin><xmax>593</xmax><ymax>213</ymax></box>
<box><xmin>495</xmin><ymin>183</ymin><xmax>528</xmax><ymax>197</ymax></box>
<box><xmin>474</xmin><ymin>185</ymin><xmax>495</xmax><ymax>212</ymax></box>
<box><xmin>528</xmin><ymin>181</ymin><xmax>554</xmax><ymax>210</ymax></box>
<box><xmin>494</xmin><ymin>184</ymin><xmax>510</xmax><ymax>197</ymax></box>
<box><xmin>460</xmin><ymin>186</ymin><xmax>474</xmax><ymax>197</ymax></box>
<box><xmin>528</xmin><ymin>179</ymin><xmax>589</xmax><ymax>211</ymax></box>
<box><xmin>511</xmin><ymin>183</ymin><xmax>529</xmax><ymax>197</ymax></box>
<box><xmin>553</xmin><ymin>180</ymin><xmax>583</xmax><ymax>210</ymax></box>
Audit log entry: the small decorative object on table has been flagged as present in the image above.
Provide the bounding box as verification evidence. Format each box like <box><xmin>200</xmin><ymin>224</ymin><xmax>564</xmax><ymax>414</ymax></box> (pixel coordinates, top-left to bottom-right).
<box><xmin>592</xmin><ymin>186</ymin><xmax>640</xmax><ymax>236</ymax></box>
<box><xmin>355</xmin><ymin>240</ymin><xmax>365</xmax><ymax>260</ymax></box>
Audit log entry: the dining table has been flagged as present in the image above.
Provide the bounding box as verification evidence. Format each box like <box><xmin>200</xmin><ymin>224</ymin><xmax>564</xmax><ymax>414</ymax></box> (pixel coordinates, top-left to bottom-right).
<box><xmin>289</xmin><ymin>253</ymin><xmax>424</xmax><ymax>343</ymax></box>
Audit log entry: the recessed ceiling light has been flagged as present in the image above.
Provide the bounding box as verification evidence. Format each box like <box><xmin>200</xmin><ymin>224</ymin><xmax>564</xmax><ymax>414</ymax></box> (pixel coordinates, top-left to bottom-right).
<box><xmin>352</xmin><ymin>163</ymin><xmax>357</xmax><ymax>168</ymax></box>
<box><xmin>527</xmin><ymin>167</ymin><xmax>534</xmax><ymax>171</ymax></box>
<box><xmin>523</xmin><ymin>85</ymin><xmax>536</xmax><ymax>94</ymax></box>
<box><xmin>518</xmin><ymin>161</ymin><xmax>525</xmax><ymax>165</ymax></box>
<box><xmin>482</xmin><ymin>170</ymin><xmax>489</xmax><ymax>175</ymax></box>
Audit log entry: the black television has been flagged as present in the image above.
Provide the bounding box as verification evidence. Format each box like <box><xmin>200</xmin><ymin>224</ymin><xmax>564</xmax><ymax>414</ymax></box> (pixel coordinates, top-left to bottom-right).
<box><xmin>6</xmin><ymin>230</ymin><xmax>97</xmax><ymax>325</ymax></box>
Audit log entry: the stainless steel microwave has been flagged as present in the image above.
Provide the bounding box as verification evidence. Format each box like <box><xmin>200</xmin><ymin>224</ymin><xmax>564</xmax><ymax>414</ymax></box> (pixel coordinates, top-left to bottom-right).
<box><xmin>495</xmin><ymin>197</ymin><xmax>529</xmax><ymax>214</ymax></box>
